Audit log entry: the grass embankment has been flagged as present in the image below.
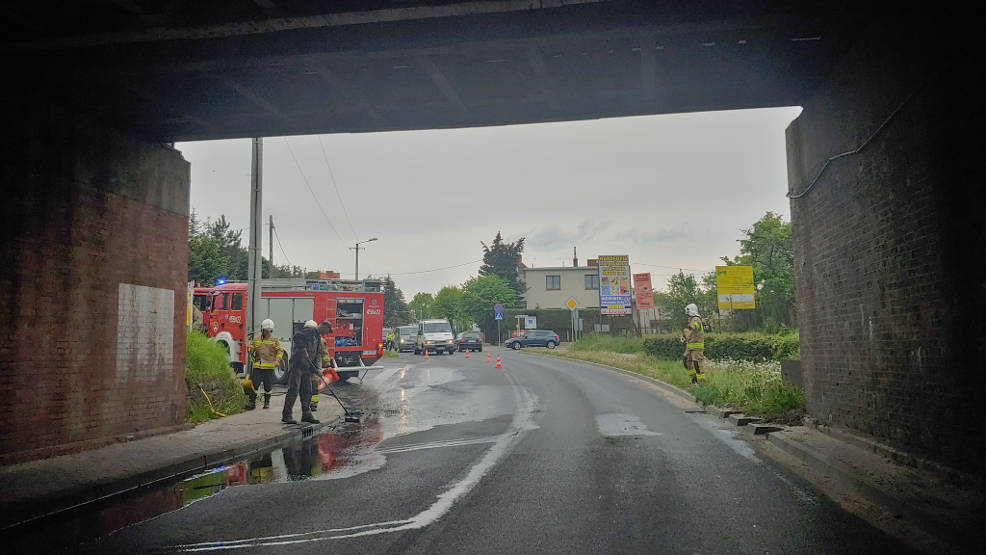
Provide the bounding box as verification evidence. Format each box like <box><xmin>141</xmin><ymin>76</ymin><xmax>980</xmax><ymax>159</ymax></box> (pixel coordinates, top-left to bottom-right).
<box><xmin>185</xmin><ymin>331</ymin><xmax>245</xmax><ymax>424</ymax></box>
<box><xmin>381</xmin><ymin>349</ymin><xmax>399</xmax><ymax>358</ymax></box>
<box><xmin>549</xmin><ymin>334</ymin><xmax>804</xmax><ymax>422</ymax></box>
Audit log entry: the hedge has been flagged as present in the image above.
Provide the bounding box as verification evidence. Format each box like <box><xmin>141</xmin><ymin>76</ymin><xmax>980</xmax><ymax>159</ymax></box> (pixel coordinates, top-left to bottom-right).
<box><xmin>641</xmin><ymin>332</ymin><xmax>799</xmax><ymax>361</ymax></box>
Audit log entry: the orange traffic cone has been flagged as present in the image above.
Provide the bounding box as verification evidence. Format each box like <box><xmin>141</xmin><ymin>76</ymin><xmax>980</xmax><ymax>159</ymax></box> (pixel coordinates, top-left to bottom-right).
<box><xmin>495</xmin><ymin>354</ymin><xmax>502</xmax><ymax>369</ymax></box>
<box><xmin>485</xmin><ymin>352</ymin><xmax>492</xmax><ymax>363</ymax></box>
<box><xmin>424</xmin><ymin>349</ymin><xmax>430</xmax><ymax>361</ymax></box>
<box><xmin>465</xmin><ymin>349</ymin><xmax>470</xmax><ymax>359</ymax></box>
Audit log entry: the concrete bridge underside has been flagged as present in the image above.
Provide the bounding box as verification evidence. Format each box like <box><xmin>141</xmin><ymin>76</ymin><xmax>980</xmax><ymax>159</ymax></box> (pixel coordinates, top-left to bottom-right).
<box><xmin>1</xmin><ymin>1</ymin><xmax>983</xmax><ymax>477</ymax></box>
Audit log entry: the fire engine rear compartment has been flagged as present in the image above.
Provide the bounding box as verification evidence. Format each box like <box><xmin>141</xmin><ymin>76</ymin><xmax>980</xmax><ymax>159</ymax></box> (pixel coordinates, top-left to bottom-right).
<box><xmin>334</xmin><ymin>298</ymin><xmax>364</xmax><ymax>367</ymax></box>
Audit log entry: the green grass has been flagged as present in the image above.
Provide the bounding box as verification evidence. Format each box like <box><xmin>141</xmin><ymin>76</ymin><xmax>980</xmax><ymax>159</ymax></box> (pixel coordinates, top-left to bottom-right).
<box><xmin>571</xmin><ymin>334</ymin><xmax>646</xmax><ymax>354</ymax></box>
<box><xmin>544</xmin><ymin>341</ymin><xmax>804</xmax><ymax>422</ymax></box>
<box><xmin>381</xmin><ymin>349</ymin><xmax>399</xmax><ymax>358</ymax></box>
<box><xmin>185</xmin><ymin>331</ymin><xmax>244</xmax><ymax>424</ymax></box>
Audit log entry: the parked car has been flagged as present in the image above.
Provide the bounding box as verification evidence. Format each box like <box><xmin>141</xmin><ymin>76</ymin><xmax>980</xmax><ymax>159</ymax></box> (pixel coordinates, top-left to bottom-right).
<box><xmin>456</xmin><ymin>331</ymin><xmax>483</xmax><ymax>352</ymax></box>
<box><xmin>504</xmin><ymin>329</ymin><xmax>560</xmax><ymax>350</ymax></box>
<box><xmin>395</xmin><ymin>325</ymin><xmax>417</xmax><ymax>352</ymax></box>
<box><xmin>415</xmin><ymin>319</ymin><xmax>456</xmax><ymax>355</ymax></box>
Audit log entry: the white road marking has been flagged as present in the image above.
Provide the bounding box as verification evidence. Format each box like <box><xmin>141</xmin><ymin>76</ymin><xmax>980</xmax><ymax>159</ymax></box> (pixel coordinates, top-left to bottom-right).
<box><xmin>375</xmin><ymin>436</ymin><xmax>499</xmax><ymax>454</ymax></box>
<box><xmin>166</xmin><ymin>372</ymin><xmax>539</xmax><ymax>552</ymax></box>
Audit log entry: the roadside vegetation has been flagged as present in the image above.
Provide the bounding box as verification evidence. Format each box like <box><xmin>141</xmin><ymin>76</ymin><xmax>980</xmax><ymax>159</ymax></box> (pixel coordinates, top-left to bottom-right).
<box><xmin>185</xmin><ymin>331</ymin><xmax>244</xmax><ymax>424</ymax></box>
<box><xmin>551</xmin><ymin>333</ymin><xmax>804</xmax><ymax>422</ymax></box>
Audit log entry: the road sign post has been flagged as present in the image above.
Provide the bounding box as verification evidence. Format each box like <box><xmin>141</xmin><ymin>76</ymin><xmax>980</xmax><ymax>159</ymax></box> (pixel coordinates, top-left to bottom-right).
<box><xmin>566</xmin><ymin>297</ymin><xmax>578</xmax><ymax>342</ymax></box>
<box><xmin>494</xmin><ymin>304</ymin><xmax>504</xmax><ymax>353</ymax></box>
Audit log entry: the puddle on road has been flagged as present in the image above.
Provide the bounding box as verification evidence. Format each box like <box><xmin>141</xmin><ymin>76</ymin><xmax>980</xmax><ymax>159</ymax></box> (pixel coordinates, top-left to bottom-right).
<box><xmin>14</xmin><ymin>366</ymin><xmax>516</xmax><ymax>550</ymax></box>
<box><xmin>10</xmin><ymin>423</ymin><xmax>382</xmax><ymax>552</ymax></box>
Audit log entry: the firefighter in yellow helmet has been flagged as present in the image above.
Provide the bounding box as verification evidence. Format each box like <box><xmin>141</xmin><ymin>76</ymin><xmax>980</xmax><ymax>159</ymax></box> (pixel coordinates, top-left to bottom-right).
<box><xmin>310</xmin><ymin>331</ymin><xmax>332</xmax><ymax>412</ymax></box>
<box><xmin>681</xmin><ymin>303</ymin><xmax>707</xmax><ymax>385</ymax></box>
<box><xmin>246</xmin><ymin>319</ymin><xmax>283</xmax><ymax>409</ymax></box>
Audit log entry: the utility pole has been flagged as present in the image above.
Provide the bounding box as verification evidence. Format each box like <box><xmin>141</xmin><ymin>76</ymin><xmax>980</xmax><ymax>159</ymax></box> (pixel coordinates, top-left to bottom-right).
<box><xmin>246</xmin><ymin>138</ymin><xmax>263</xmax><ymax>354</ymax></box>
<box><xmin>268</xmin><ymin>215</ymin><xmax>274</xmax><ymax>270</ymax></box>
<box><xmin>351</xmin><ymin>237</ymin><xmax>378</xmax><ymax>280</ymax></box>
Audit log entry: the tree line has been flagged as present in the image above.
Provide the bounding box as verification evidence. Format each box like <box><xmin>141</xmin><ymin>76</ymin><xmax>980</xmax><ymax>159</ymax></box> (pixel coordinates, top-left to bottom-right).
<box><xmin>654</xmin><ymin>211</ymin><xmax>795</xmax><ymax>333</ymax></box>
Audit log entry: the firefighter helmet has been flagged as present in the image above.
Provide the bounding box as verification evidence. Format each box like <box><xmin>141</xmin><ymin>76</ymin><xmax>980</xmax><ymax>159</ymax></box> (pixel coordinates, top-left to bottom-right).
<box><xmin>304</xmin><ymin>320</ymin><xmax>317</xmax><ymax>328</ymax></box>
<box><xmin>685</xmin><ymin>303</ymin><xmax>699</xmax><ymax>317</ymax></box>
<box><xmin>261</xmin><ymin>319</ymin><xmax>275</xmax><ymax>331</ymax></box>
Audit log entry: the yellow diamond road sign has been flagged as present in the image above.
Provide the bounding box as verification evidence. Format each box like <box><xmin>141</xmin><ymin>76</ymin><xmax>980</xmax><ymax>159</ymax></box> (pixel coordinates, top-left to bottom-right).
<box><xmin>566</xmin><ymin>297</ymin><xmax>578</xmax><ymax>310</ymax></box>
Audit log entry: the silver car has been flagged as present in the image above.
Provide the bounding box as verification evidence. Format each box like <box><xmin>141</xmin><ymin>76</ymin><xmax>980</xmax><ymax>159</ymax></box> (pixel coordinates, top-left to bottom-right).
<box><xmin>396</xmin><ymin>325</ymin><xmax>417</xmax><ymax>352</ymax></box>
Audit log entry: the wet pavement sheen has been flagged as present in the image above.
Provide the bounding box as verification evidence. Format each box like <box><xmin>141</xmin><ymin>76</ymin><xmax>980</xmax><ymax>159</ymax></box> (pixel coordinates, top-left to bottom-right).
<box><xmin>11</xmin><ymin>351</ymin><xmax>913</xmax><ymax>554</ymax></box>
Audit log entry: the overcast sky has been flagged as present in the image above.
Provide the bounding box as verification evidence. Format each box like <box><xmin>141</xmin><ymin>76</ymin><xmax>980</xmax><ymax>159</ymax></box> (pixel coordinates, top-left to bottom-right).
<box><xmin>178</xmin><ymin>106</ymin><xmax>801</xmax><ymax>297</ymax></box>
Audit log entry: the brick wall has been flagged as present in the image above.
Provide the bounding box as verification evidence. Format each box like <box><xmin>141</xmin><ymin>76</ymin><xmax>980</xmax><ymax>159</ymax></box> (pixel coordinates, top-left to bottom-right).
<box><xmin>786</xmin><ymin>13</ymin><xmax>986</xmax><ymax>474</ymax></box>
<box><xmin>0</xmin><ymin>107</ymin><xmax>190</xmax><ymax>463</ymax></box>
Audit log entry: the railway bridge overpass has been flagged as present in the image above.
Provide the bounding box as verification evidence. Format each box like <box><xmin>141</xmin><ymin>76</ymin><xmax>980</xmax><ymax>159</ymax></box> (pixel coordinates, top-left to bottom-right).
<box><xmin>1</xmin><ymin>1</ymin><xmax>982</xmax><ymax>476</ymax></box>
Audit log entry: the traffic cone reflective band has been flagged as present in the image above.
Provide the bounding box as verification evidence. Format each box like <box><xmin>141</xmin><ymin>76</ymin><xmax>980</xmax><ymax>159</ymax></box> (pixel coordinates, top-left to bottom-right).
<box><xmin>495</xmin><ymin>354</ymin><xmax>502</xmax><ymax>369</ymax></box>
<box><xmin>485</xmin><ymin>352</ymin><xmax>492</xmax><ymax>363</ymax></box>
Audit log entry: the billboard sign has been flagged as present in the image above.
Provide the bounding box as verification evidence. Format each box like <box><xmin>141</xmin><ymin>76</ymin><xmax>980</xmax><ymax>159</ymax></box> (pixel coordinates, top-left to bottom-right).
<box><xmin>716</xmin><ymin>265</ymin><xmax>756</xmax><ymax>310</ymax></box>
<box><xmin>633</xmin><ymin>272</ymin><xmax>654</xmax><ymax>309</ymax></box>
<box><xmin>598</xmin><ymin>255</ymin><xmax>632</xmax><ymax>315</ymax></box>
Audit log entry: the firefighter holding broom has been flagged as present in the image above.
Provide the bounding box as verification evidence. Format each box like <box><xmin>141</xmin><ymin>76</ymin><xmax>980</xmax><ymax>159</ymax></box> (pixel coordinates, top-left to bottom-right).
<box><xmin>244</xmin><ymin>319</ymin><xmax>283</xmax><ymax>410</ymax></box>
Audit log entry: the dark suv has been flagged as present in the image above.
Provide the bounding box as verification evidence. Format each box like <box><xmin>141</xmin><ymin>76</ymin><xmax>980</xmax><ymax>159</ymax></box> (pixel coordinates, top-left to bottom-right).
<box><xmin>456</xmin><ymin>331</ymin><xmax>483</xmax><ymax>352</ymax></box>
<box><xmin>504</xmin><ymin>329</ymin><xmax>560</xmax><ymax>350</ymax></box>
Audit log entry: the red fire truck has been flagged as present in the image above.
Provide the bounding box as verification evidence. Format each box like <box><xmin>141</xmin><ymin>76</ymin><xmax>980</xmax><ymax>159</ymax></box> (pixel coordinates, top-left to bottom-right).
<box><xmin>192</xmin><ymin>286</ymin><xmax>215</xmax><ymax>329</ymax></box>
<box><xmin>205</xmin><ymin>278</ymin><xmax>385</xmax><ymax>383</ymax></box>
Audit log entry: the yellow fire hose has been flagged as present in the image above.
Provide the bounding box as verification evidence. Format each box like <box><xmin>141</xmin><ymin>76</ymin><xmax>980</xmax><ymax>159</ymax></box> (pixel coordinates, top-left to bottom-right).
<box><xmin>197</xmin><ymin>385</ymin><xmax>227</xmax><ymax>417</ymax></box>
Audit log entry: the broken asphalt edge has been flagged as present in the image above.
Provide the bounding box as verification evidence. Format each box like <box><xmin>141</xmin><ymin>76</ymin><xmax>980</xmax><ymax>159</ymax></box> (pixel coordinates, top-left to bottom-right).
<box><xmin>1</xmin><ymin>414</ymin><xmax>341</xmax><ymax>533</ymax></box>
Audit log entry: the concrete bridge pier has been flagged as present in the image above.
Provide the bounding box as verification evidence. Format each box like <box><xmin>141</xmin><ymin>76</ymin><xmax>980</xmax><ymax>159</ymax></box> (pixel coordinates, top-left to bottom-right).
<box><xmin>786</xmin><ymin>13</ymin><xmax>986</xmax><ymax>476</ymax></box>
<box><xmin>0</xmin><ymin>107</ymin><xmax>190</xmax><ymax>463</ymax></box>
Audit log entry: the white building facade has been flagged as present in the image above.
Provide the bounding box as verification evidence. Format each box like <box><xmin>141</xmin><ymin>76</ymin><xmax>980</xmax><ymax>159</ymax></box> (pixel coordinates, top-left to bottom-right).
<box><xmin>521</xmin><ymin>266</ymin><xmax>601</xmax><ymax>310</ymax></box>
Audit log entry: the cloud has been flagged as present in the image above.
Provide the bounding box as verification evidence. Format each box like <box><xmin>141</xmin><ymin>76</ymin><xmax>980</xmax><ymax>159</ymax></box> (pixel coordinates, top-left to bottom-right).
<box><xmin>613</xmin><ymin>226</ymin><xmax>689</xmax><ymax>245</ymax></box>
<box><xmin>526</xmin><ymin>220</ymin><xmax>613</xmax><ymax>251</ymax></box>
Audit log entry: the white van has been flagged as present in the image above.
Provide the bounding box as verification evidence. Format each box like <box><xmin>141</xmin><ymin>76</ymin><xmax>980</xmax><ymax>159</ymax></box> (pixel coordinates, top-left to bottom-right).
<box><xmin>415</xmin><ymin>319</ymin><xmax>456</xmax><ymax>355</ymax></box>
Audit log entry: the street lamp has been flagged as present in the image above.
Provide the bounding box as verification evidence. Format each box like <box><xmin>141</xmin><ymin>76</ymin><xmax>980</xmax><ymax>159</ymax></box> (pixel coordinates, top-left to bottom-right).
<box><xmin>351</xmin><ymin>237</ymin><xmax>378</xmax><ymax>280</ymax></box>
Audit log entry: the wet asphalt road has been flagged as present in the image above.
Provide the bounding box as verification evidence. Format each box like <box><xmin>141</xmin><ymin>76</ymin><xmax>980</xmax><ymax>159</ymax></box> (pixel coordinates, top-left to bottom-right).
<box><xmin>52</xmin><ymin>350</ymin><xmax>910</xmax><ymax>553</ymax></box>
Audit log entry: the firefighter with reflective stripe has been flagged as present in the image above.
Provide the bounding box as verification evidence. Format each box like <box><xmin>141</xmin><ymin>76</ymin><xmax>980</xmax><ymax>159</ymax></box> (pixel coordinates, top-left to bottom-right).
<box><xmin>681</xmin><ymin>303</ymin><xmax>707</xmax><ymax>384</ymax></box>
<box><xmin>282</xmin><ymin>319</ymin><xmax>331</xmax><ymax>424</ymax></box>
<box><xmin>245</xmin><ymin>319</ymin><xmax>283</xmax><ymax>409</ymax></box>
<box><xmin>310</xmin><ymin>335</ymin><xmax>331</xmax><ymax>412</ymax></box>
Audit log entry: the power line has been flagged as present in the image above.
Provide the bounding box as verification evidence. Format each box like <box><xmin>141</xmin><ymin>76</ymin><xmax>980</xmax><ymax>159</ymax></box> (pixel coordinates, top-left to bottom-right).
<box><xmin>316</xmin><ymin>136</ymin><xmax>358</xmax><ymax>241</ymax></box>
<box><xmin>368</xmin><ymin>258</ymin><xmax>483</xmax><ymax>277</ymax></box>
<box><xmin>283</xmin><ymin>138</ymin><xmax>342</xmax><ymax>240</ymax></box>
<box><xmin>271</xmin><ymin>226</ymin><xmax>293</xmax><ymax>268</ymax></box>
<box><xmin>635</xmin><ymin>262</ymin><xmax>707</xmax><ymax>273</ymax></box>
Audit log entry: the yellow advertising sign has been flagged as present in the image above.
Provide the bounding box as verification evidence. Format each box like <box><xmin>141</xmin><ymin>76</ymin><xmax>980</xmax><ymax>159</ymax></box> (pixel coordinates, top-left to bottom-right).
<box><xmin>716</xmin><ymin>265</ymin><xmax>756</xmax><ymax>310</ymax></box>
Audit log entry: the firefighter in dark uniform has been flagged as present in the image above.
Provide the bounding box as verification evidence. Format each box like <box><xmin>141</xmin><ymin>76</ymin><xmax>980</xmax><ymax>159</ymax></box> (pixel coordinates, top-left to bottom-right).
<box><xmin>282</xmin><ymin>319</ymin><xmax>332</xmax><ymax>424</ymax></box>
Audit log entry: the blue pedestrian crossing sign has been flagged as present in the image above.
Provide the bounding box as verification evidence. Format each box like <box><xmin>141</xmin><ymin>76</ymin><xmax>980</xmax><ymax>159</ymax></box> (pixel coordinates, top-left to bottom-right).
<box><xmin>495</xmin><ymin>312</ymin><xmax>503</xmax><ymax>320</ymax></box>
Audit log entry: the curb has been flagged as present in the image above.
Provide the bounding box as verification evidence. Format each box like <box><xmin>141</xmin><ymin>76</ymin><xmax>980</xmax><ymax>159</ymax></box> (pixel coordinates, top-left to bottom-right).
<box><xmin>521</xmin><ymin>350</ymin><xmax>700</xmax><ymax>408</ymax></box>
<box><xmin>766</xmin><ymin>430</ymin><xmax>964</xmax><ymax>547</ymax></box>
<box><xmin>3</xmin><ymin>414</ymin><xmax>340</xmax><ymax>532</ymax></box>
